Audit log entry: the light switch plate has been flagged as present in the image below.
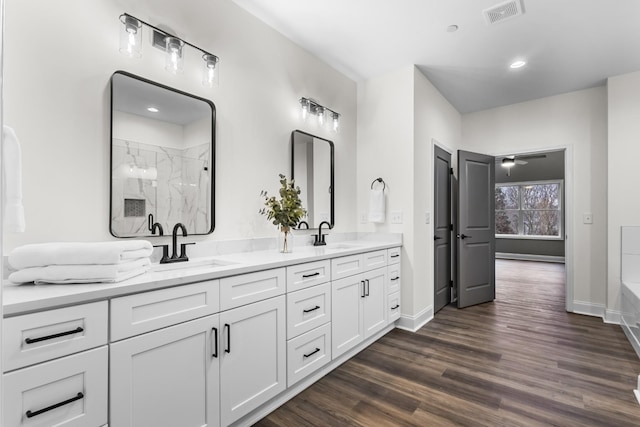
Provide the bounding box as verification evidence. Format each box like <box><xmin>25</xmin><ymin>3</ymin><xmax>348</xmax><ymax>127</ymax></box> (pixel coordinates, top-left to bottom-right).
<box><xmin>391</xmin><ymin>211</ymin><xmax>403</xmax><ymax>224</ymax></box>
<box><xmin>583</xmin><ymin>213</ymin><xmax>593</xmax><ymax>224</ymax></box>
<box><xmin>425</xmin><ymin>212</ymin><xmax>431</xmax><ymax>224</ymax></box>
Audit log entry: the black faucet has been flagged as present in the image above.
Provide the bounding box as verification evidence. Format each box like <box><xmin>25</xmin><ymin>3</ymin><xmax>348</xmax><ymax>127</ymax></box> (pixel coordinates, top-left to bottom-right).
<box><xmin>313</xmin><ymin>221</ymin><xmax>332</xmax><ymax>246</ymax></box>
<box><xmin>297</xmin><ymin>221</ymin><xmax>309</xmax><ymax>229</ymax></box>
<box><xmin>170</xmin><ymin>223</ymin><xmax>194</xmax><ymax>262</ymax></box>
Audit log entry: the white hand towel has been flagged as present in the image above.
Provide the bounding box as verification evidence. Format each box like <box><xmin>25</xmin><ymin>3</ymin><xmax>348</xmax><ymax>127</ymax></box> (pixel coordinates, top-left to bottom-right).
<box><xmin>8</xmin><ymin>258</ymin><xmax>151</xmax><ymax>284</ymax></box>
<box><xmin>8</xmin><ymin>240</ymin><xmax>153</xmax><ymax>270</ymax></box>
<box><xmin>368</xmin><ymin>189</ymin><xmax>385</xmax><ymax>223</ymax></box>
<box><xmin>3</xmin><ymin>126</ymin><xmax>25</xmax><ymax>233</ymax></box>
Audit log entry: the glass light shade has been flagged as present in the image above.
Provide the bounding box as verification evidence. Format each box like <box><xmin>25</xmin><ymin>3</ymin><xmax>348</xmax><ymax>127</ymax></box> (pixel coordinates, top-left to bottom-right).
<box><xmin>202</xmin><ymin>54</ymin><xmax>219</xmax><ymax>87</ymax></box>
<box><xmin>331</xmin><ymin>112</ymin><xmax>340</xmax><ymax>132</ymax></box>
<box><xmin>501</xmin><ymin>158</ymin><xmax>515</xmax><ymax>168</ymax></box>
<box><xmin>300</xmin><ymin>98</ymin><xmax>310</xmax><ymax>121</ymax></box>
<box><xmin>316</xmin><ymin>106</ymin><xmax>325</xmax><ymax>126</ymax></box>
<box><xmin>164</xmin><ymin>36</ymin><xmax>184</xmax><ymax>74</ymax></box>
<box><xmin>119</xmin><ymin>15</ymin><xmax>142</xmax><ymax>58</ymax></box>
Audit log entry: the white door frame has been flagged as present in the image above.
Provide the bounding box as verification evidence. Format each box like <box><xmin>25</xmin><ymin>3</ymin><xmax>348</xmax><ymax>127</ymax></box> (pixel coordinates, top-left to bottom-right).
<box><xmin>493</xmin><ymin>145</ymin><xmax>574</xmax><ymax>313</ymax></box>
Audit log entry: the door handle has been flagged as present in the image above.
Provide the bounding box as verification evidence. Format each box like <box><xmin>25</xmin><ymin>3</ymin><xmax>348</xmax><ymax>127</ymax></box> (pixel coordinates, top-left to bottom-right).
<box><xmin>434</xmin><ymin>236</ymin><xmax>443</xmax><ymax>240</ymax></box>
<box><xmin>25</xmin><ymin>327</ymin><xmax>84</xmax><ymax>344</ymax></box>
<box><xmin>361</xmin><ymin>281</ymin><xmax>366</xmax><ymax>298</ymax></box>
<box><xmin>365</xmin><ymin>279</ymin><xmax>370</xmax><ymax>296</ymax></box>
<box><xmin>26</xmin><ymin>392</ymin><xmax>84</xmax><ymax>418</ymax></box>
<box><xmin>212</xmin><ymin>327</ymin><xmax>218</xmax><ymax>358</ymax></box>
<box><xmin>224</xmin><ymin>323</ymin><xmax>231</xmax><ymax>354</ymax></box>
<box><xmin>457</xmin><ymin>234</ymin><xmax>472</xmax><ymax>239</ymax></box>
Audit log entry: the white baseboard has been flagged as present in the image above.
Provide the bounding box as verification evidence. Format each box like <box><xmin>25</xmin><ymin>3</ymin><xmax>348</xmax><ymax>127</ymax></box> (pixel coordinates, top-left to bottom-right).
<box><xmin>396</xmin><ymin>305</ymin><xmax>433</xmax><ymax>332</ymax></box>
<box><xmin>604</xmin><ymin>309</ymin><xmax>622</xmax><ymax>325</ymax></box>
<box><xmin>572</xmin><ymin>300</ymin><xmax>605</xmax><ymax>318</ymax></box>
<box><xmin>622</xmin><ymin>316</ymin><xmax>640</xmax><ymax>359</ymax></box>
<box><xmin>496</xmin><ymin>252</ymin><xmax>565</xmax><ymax>263</ymax></box>
<box><xmin>234</xmin><ymin>323</ymin><xmax>396</xmax><ymax>427</ymax></box>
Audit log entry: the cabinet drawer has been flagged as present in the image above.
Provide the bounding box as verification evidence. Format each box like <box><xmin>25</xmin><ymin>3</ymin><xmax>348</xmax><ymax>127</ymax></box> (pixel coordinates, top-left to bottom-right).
<box><xmin>287</xmin><ymin>283</ymin><xmax>331</xmax><ymax>339</ymax></box>
<box><xmin>111</xmin><ymin>281</ymin><xmax>219</xmax><ymax>341</ymax></box>
<box><xmin>286</xmin><ymin>260</ymin><xmax>330</xmax><ymax>292</ymax></box>
<box><xmin>388</xmin><ymin>247</ymin><xmax>401</xmax><ymax>265</ymax></box>
<box><xmin>363</xmin><ymin>250</ymin><xmax>388</xmax><ymax>271</ymax></box>
<box><xmin>388</xmin><ymin>264</ymin><xmax>401</xmax><ymax>295</ymax></box>
<box><xmin>3</xmin><ymin>301</ymin><xmax>108</xmax><ymax>372</ymax></box>
<box><xmin>389</xmin><ymin>292</ymin><xmax>401</xmax><ymax>322</ymax></box>
<box><xmin>287</xmin><ymin>323</ymin><xmax>331</xmax><ymax>387</ymax></box>
<box><xmin>331</xmin><ymin>254</ymin><xmax>363</xmax><ymax>280</ymax></box>
<box><xmin>220</xmin><ymin>268</ymin><xmax>286</xmax><ymax>310</ymax></box>
<box><xmin>3</xmin><ymin>346</ymin><xmax>108</xmax><ymax>427</ymax></box>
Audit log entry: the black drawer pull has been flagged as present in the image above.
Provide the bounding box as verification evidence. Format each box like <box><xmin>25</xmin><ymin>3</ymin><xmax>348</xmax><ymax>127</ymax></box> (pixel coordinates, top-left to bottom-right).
<box><xmin>303</xmin><ymin>347</ymin><xmax>320</xmax><ymax>358</ymax></box>
<box><xmin>224</xmin><ymin>324</ymin><xmax>231</xmax><ymax>354</ymax></box>
<box><xmin>302</xmin><ymin>272</ymin><xmax>320</xmax><ymax>278</ymax></box>
<box><xmin>212</xmin><ymin>327</ymin><xmax>218</xmax><ymax>358</ymax></box>
<box><xmin>361</xmin><ymin>281</ymin><xmax>366</xmax><ymax>298</ymax></box>
<box><xmin>303</xmin><ymin>305</ymin><xmax>320</xmax><ymax>313</ymax></box>
<box><xmin>391</xmin><ymin>277</ymin><xmax>400</xmax><ymax>281</ymax></box>
<box><xmin>391</xmin><ymin>304</ymin><xmax>400</xmax><ymax>310</ymax></box>
<box><xmin>26</xmin><ymin>392</ymin><xmax>84</xmax><ymax>418</ymax></box>
<box><xmin>25</xmin><ymin>327</ymin><xmax>84</xmax><ymax>344</ymax></box>
<box><xmin>390</xmin><ymin>254</ymin><xmax>400</xmax><ymax>258</ymax></box>
<box><xmin>365</xmin><ymin>279</ymin><xmax>370</xmax><ymax>297</ymax></box>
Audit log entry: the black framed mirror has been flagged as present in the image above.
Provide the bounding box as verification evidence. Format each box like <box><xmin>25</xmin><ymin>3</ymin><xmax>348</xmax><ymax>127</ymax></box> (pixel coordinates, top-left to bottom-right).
<box><xmin>110</xmin><ymin>71</ymin><xmax>215</xmax><ymax>237</ymax></box>
<box><xmin>291</xmin><ymin>130</ymin><xmax>334</xmax><ymax>228</ymax></box>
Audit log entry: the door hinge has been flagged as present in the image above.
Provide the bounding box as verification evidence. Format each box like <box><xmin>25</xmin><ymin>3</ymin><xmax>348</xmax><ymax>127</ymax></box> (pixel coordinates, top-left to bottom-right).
<box><xmin>449</xmin><ymin>224</ymin><xmax>453</xmax><ymax>231</ymax></box>
<box><xmin>450</xmin><ymin>280</ymin><xmax>454</xmax><ymax>288</ymax></box>
<box><xmin>450</xmin><ymin>167</ymin><xmax>454</xmax><ymax>175</ymax></box>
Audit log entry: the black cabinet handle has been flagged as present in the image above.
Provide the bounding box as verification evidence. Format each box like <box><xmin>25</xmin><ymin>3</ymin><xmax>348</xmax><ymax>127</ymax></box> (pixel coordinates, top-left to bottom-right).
<box><xmin>365</xmin><ymin>279</ymin><xmax>370</xmax><ymax>297</ymax></box>
<box><xmin>212</xmin><ymin>327</ymin><xmax>218</xmax><ymax>358</ymax></box>
<box><xmin>434</xmin><ymin>236</ymin><xmax>443</xmax><ymax>240</ymax></box>
<box><xmin>390</xmin><ymin>254</ymin><xmax>400</xmax><ymax>258</ymax></box>
<box><xmin>224</xmin><ymin>323</ymin><xmax>231</xmax><ymax>353</ymax></box>
<box><xmin>391</xmin><ymin>276</ymin><xmax>400</xmax><ymax>281</ymax></box>
<box><xmin>303</xmin><ymin>348</ymin><xmax>320</xmax><ymax>358</ymax></box>
<box><xmin>391</xmin><ymin>304</ymin><xmax>400</xmax><ymax>310</ymax></box>
<box><xmin>26</xmin><ymin>392</ymin><xmax>84</xmax><ymax>418</ymax></box>
<box><xmin>458</xmin><ymin>234</ymin><xmax>472</xmax><ymax>239</ymax></box>
<box><xmin>361</xmin><ymin>281</ymin><xmax>366</xmax><ymax>298</ymax></box>
<box><xmin>303</xmin><ymin>305</ymin><xmax>320</xmax><ymax>313</ymax></box>
<box><xmin>302</xmin><ymin>272</ymin><xmax>320</xmax><ymax>278</ymax></box>
<box><xmin>25</xmin><ymin>327</ymin><xmax>84</xmax><ymax>344</ymax></box>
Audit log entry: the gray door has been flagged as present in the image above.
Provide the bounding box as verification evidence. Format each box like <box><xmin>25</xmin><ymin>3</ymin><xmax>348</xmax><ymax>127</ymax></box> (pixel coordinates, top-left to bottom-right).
<box><xmin>457</xmin><ymin>150</ymin><xmax>495</xmax><ymax>308</ymax></box>
<box><xmin>434</xmin><ymin>145</ymin><xmax>451</xmax><ymax>313</ymax></box>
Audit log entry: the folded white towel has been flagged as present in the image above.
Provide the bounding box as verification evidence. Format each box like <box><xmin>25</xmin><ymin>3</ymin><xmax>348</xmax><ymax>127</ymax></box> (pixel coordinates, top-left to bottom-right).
<box><xmin>8</xmin><ymin>240</ymin><xmax>153</xmax><ymax>270</ymax></box>
<box><xmin>3</xmin><ymin>126</ymin><xmax>25</xmax><ymax>233</ymax></box>
<box><xmin>368</xmin><ymin>189</ymin><xmax>385</xmax><ymax>223</ymax></box>
<box><xmin>8</xmin><ymin>258</ymin><xmax>151</xmax><ymax>284</ymax></box>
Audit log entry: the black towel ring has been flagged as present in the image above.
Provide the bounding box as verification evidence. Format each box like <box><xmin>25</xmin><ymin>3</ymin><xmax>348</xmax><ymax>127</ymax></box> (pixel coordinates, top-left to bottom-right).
<box><xmin>371</xmin><ymin>177</ymin><xmax>386</xmax><ymax>191</ymax></box>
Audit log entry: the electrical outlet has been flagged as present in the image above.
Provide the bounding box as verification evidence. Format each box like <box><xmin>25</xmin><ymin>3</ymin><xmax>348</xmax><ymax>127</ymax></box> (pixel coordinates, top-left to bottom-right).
<box><xmin>425</xmin><ymin>212</ymin><xmax>431</xmax><ymax>224</ymax></box>
<box><xmin>360</xmin><ymin>212</ymin><xmax>368</xmax><ymax>224</ymax></box>
<box><xmin>391</xmin><ymin>211</ymin><xmax>403</xmax><ymax>224</ymax></box>
<box><xmin>583</xmin><ymin>213</ymin><xmax>593</xmax><ymax>224</ymax></box>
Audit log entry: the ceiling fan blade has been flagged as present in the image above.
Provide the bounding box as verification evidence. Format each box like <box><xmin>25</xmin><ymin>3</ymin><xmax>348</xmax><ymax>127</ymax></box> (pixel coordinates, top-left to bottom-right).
<box><xmin>515</xmin><ymin>154</ymin><xmax>546</xmax><ymax>161</ymax></box>
<box><xmin>514</xmin><ymin>159</ymin><xmax>528</xmax><ymax>165</ymax></box>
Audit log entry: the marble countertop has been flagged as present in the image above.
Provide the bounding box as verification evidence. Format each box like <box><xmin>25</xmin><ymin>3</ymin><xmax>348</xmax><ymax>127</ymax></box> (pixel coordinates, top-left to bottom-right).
<box><xmin>3</xmin><ymin>238</ymin><xmax>401</xmax><ymax>317</ymax></box>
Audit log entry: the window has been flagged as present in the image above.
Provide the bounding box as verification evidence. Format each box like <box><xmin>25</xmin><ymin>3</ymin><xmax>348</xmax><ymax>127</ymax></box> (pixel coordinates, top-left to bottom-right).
<box><xmin>495</xmin><ymin>181</ymin><xmax>563</xmax><ymax>239</ymax></box>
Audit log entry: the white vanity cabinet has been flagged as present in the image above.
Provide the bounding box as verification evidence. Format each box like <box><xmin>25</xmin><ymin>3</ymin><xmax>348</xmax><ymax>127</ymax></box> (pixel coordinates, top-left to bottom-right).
<box><xmin>2</xmin><ymin>302</ymin><xmax>109</xmax><ymax>427</ymax></box>
<box><xmin>331</xmin><ymin>249</ymin><xmax>391</xmax><ymax>359</ymax></box>
<box><xmin>387</xmin><ymin>248</ymin><xmax>402</xmax><ymax>322</ymax></box>
<box><xmin>219</xmin><ymin>295</ymin><xmax>286</xmax><ymax>426</ymax></box>
<box><xmin>110</xmin><ymin>314</ymin><xmax>220</xmax><ymax>427</ymax></box>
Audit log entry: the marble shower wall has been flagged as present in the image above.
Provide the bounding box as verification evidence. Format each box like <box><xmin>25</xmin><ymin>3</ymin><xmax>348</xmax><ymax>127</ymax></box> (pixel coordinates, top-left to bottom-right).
<box><xmin>112</xmin><ymin>138</ymin><xmax>211</xmax><ymax>237</ymax></box>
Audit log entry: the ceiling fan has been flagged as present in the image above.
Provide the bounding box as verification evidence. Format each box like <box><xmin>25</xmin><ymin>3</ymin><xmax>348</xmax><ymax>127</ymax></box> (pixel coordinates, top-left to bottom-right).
<box><xmin>499</xmin><ymin>154</ymin><xmax>547</xmax><ymax>176</ymax></box>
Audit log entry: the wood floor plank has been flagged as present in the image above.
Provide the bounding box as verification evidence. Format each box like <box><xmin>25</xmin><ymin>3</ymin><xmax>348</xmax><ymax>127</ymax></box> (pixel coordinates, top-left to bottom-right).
<box><xmin>254</xmin><ymin>260</ymin><xmax>640</xmax><ymax>426</ymax></box>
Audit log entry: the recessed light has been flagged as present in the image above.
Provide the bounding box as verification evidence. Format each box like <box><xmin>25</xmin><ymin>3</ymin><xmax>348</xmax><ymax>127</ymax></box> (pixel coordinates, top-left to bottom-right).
<box><xmin>147</xmin><ymin>107</ymin><xmax>159</xmax><ymax>112</ymax></box>
<box><xmin>510</xmin><ymin>60</ymin><xmax>526</xmax><ymax>69</ymax></box>
<box><xmin>446</xmin><ymin>25</ymin><xmax>459</xmax><ymax>32</ymax></box>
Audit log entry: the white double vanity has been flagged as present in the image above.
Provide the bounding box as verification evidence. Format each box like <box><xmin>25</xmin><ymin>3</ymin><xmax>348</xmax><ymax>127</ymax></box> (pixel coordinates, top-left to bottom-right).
<box><xmin>1</xmin><ymin>235</ymin><xmax>402</xmax><ymax>427</ymax></box>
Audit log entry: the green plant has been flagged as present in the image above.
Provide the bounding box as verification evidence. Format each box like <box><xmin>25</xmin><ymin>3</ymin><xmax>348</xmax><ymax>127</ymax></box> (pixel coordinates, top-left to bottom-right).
<box><xmin>259</xmin><ymin>174</ymin><xmax>307</xmax><ymax>230</ymax></box>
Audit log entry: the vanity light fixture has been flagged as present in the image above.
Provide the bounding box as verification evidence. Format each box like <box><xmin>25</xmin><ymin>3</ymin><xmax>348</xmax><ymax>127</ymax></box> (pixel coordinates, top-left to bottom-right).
<box><xmin>299</xmin><ymin>97</ymin><xmax>340</xmax><ymax>132</ymax></box>
<box><xmin>118</xmin><ymin>13</ymin><xmax>220</xmax><ymax>87</ymax></box>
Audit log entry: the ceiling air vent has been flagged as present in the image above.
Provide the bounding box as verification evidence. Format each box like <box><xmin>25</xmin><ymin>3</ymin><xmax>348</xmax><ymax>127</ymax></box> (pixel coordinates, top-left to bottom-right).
<box><xmin>483</xmin><ymin>0</ymin><xmax>524</xmax><ymax>25</ymax></box>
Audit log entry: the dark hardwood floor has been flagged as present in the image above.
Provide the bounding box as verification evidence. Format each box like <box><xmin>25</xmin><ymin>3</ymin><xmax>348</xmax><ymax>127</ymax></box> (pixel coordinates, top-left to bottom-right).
<box><xmin>255</xmin><ymin>260</ymin><xmax>640</xmax><ymax>426</ymax></box>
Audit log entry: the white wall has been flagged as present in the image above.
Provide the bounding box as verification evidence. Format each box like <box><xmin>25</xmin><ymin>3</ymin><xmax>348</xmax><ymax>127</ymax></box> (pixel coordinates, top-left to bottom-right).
<box><xmin>608</xmin><ymin>71</ymin><xmax>640</xmax><ymax>319</ymax></box>
<box><xmin>3</xmin><ymin>0</ymin><xmax>357</xmax><ymax>251</ymax></box>
<box><xmin>462</xmin><ymin>87</ymin><xmax>608</xmax><ymax>314</ymax></box>
<box><xmin>356</xmin><ymin>65</ymin><xmax>461</xmax><ymax>325</ymax></box>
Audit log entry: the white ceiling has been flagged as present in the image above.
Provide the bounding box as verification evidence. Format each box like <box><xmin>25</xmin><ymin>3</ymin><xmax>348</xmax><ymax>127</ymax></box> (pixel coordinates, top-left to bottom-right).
<box><xmin>232</xmin><ymin>0</ymin><xmax>640</xmax><ymax>113</ymax></box>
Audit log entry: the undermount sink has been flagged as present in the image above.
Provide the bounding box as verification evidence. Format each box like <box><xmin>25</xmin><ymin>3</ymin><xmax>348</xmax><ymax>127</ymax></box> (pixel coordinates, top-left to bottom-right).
<box><xmin>325</xmin><ymin>242</ymin><xmax>364</xmax><ymax>251</ymax></box>
<box><xmin>151</xmin><ymin>257</ymin><xmax>237</xmax><ymax>272</ymax></box>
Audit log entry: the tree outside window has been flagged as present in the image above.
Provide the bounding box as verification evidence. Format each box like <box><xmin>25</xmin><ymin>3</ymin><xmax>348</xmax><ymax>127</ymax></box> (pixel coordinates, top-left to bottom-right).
<box><xmin>495</xmin><ymin>181</ymin><xmax>562</xmax><ymax>238</ymax></box>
